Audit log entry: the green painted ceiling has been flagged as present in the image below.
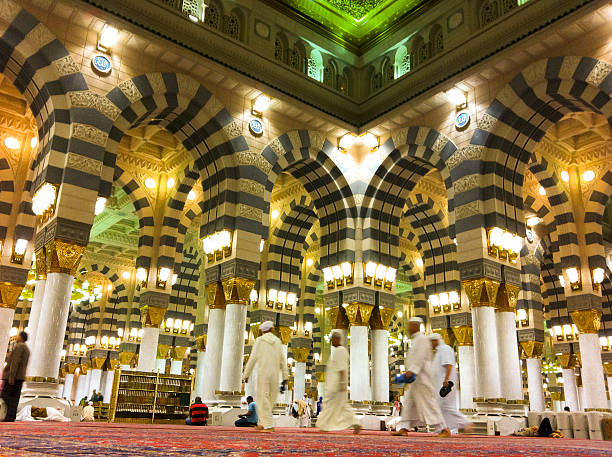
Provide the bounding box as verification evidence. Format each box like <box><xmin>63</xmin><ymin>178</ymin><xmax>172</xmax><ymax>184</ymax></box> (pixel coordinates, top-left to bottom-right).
<box><xmin>267</xmin><ymin>0</ymin><xmax>437</xmax><ymax>52</ymax></box>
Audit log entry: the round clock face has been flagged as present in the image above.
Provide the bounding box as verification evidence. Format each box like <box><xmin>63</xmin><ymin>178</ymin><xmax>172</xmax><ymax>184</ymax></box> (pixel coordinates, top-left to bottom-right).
<box><xmin>526</xmin><ymin>229</ymin><xmax>534</xmax><ymax>243</ymax></box>
<box><xmin>92</xmin><ymin>55</ymin><xmax>112</xmax><ymax>75</ymax></box>
<box><xmin>249</xmin><ymin>118</ymin><xmax>264</xmax><ymax>136</ymax></box>
<box><xmin>455</xmin><ymin>110</ymin><xmax>470</xmax><ymax>130</ymax></box>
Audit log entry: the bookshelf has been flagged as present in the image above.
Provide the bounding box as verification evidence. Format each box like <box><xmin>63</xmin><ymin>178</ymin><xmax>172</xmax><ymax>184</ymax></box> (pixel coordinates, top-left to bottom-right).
<box><xmin>109</xmin><ymin>369</ymin><xmax>192</xmax><ymax>423</ymax></box>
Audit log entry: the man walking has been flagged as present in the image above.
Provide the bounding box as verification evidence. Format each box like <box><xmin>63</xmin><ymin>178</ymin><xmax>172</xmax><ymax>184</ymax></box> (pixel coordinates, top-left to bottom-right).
<box><xmin>429</xmin><ymin>333</ymin><xmax>472</xmax><ymax>434</ymax></box>
<box><xmin>1</xmin><ymin>331</ymin><xmax>30</xmax><ymax>422</ymax></box>
<box><xmin>243</xmin><ymin>321</ymin><xmax>288</xmax><ymax>432</ymax></box>
<box><xmin>316</xmin><ymin>331</ymin><xmax>361</xmax><ymax>434</ymax></box>
<box><xmin>393</xmin><ymin>318</ymin><xmax>450</xmax><ymax>437</ymax></box>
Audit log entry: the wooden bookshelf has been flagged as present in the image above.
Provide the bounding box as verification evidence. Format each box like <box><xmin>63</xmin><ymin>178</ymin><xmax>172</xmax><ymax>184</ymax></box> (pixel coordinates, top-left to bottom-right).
<box><xmin>109</xmin><ymin>369</ymin><xmax>192</xmax><ymax>423</ymax></box>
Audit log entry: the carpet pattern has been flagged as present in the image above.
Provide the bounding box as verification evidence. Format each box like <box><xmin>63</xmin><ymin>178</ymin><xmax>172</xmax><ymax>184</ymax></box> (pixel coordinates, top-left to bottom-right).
<box><xmin>0</xmin><ymin>423</ymin><xmax>611</xmax><ymax>457</ymax></box>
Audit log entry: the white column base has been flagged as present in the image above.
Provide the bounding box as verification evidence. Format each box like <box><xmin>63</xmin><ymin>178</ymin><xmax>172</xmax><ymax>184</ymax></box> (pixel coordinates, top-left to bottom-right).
<box><xmin>472</xmin><ymin>306</ymin><xmax>502</xmax><ymax>399</ymax></box>
<box><xmin>526</xmin><ymin>358</ymin><xmax>544</xmax><ymax>411</ymax></box>
<box><xmin>496</xmin><ymin>311</ymin><xmax>523</xmax><ymax>401</ymax></box>
<box><xmin>137</xmin><ymin>327</ymin><xmax>160</xmax><ymax>372</ymax></box>
<box><xmin>458</xmin><ymin>345</ymin><xmax>476</xmax><ymax>410</ymax></box>
<box><xmin>294</xmin><ymin>362</ymin><xmax>306</xmax><ymax>400</ymax></box>
<box><xmin>0</xmin><ymin>307</ymin><xmax>15</xmax><ymax>365</ymax></box>
<box><xmin>201</xmin><ymin>308</ymin><xmax>225</xmax><ymax>402</ymax></box>
<box><xmin>349</xmin><ymin>326</ymin><xmax>370</xmax><ymax>401</ymax></box>
<box><xmin>170</xmin><ymin>360</ymin><xmax>182</xmax><ymax>375</ymax></box>
<box><xmin>562</xmin><ymin>368</ymin><xmax>579</xmax><ymax>412</ymax></box>
<box><xmin>219</xmin><ymin>303</ymin><xmax>247</xmax><ymax>393</ymax></box>
<box><xmin>578</xmin><ymin>333</ymin><xmax>608</xmax><ymax>409</ymax></box>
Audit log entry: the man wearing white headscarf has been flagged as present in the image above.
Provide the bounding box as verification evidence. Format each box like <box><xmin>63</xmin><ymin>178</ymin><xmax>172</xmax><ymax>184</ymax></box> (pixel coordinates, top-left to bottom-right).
<box><xmin>243</xmin><ymin>321</ymin><xmax>288</xmax><ymax>432</ymax></box>
<box><xmin>429</xmin><ymin>333</ymin><xmax>472</xmax><ymax>434</ymax></box>
<box><xmin>393</xmin><ymin>317</ymin><xmax>450</xmax><ymax>437</ymax></box>
<box><xmin>316</xmin><ymin>331</ymin><xmax>361</xmax><ymax>434</ymax></box>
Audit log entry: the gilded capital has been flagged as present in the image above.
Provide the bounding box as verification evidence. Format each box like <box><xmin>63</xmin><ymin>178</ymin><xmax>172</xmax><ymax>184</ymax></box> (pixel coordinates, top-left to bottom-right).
<box><xmin>35</xmin><ymin>248</ymin><xmax>47</xmax><ymax>280</ymax></box>
<box><xmin>140</xmin><ymin>305</ymin><xmax>166</xmax><ymax>328</ymax></box>
<box><xmin>520</xmin><ymin>340</ymin><xmax>544</xmax><ymax>359</ymax></box>
<box><xmin>222</xmin><ymin>277</ymin><xmax>256</xmax><ymax>305</ymax></box>
<box><xmin>292</xmin><ymin>347</ymin><xmax>310</xmax><ymax>363</ymax></box>
<box><xmin>171</xmin><ymin>346</ymin><xmax>188</xmax><ymax>361</ymax></box>
<box><xmin>119</xmin><ymin>351</ymin><xmax>135</xmax><ymax>366</ymax></box>
<box><xmin>157</xmin><ymin>344</ymin><xmax>171</xmax><ymax>359</ymax></box>
<box><xmin>495</xmin><ymin>283</ymin><xmax>519</xmax><ymax>312</ymax></box>
<box><xmin>435</xmin><ymin>328</ymin><xmax>456</xmax><ymax>347</ymax></box>
<box><xmin>570</xmin><ymin>309</ymin><xmax>602</xmax><ymax>334</ymax></box>
<box><xmin>558</xmin><ymin>353</ymin><xmax>576</xmax><ymax>370</ymax></box>
<box><xmin>452</xmin><ymin>326</ymin><xmax>473</xmax><ymax>346</ymax></box>
<box><xmin>370</xmin><ymin>305</ymin><xmax>394</xmax><ymax>330</ymax></box>
<box><xmin>0</xmin><ymin>282</ymin><xmax>23</xmax><ymax>309</ymax></box>
<box><xmin>206</xmin><ymin>281</ymin><xmax>226</xmax><ymax>309</ymax></box>
<box><xmin>65</xmin><ymin>362</ymin><xmax>78</xmax><ymax>374</ymax></box>
<box><xmin>344</xmin><ymin>303</ymin><xmax>374</xmax><ymax>326</ymax></box>
<box><xmin>603</xmin><ymin>363</ymin><xmax>612</xmax><ymax>377</ymax></box>
<box><xmin>90</xmin><ymin>357</ymin><xmax>106</xmax><ymax>369</ymax></box>
<box><xmin>45</xmin><ymin>240</ymin><xmax>86</xmax><ymax>275</ymax></box>
<box><xmin>276</xmin><ymin>325</ymin><xmax>293</xmax><ymax>345</ymax></box>
<box><xmin>326</xmin><ymin>305</ymin><xmax>349</xmax><ymax>329</ymax></box>
<box><xmin>462</xmin><ymin>278</ymin><xmax>500</xmax><ymax>308</ymax></box>
<box><xmin>196</xmin><ymin>334</ymin><xmax>207</xmax><ymax>351</ymax></box>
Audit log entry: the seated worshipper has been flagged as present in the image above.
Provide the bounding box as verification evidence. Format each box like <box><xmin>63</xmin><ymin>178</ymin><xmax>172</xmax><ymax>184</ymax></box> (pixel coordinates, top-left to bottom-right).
<box><xmin>79</xmin><ymin>396</ymin><xmax>88</xmax><ymax>406</ymax></box>
<box><xmin>316</xmin><ymin>397</ymin><xmax>322</xmax><ymax>417</ymax></box>
<box><xmin>235</xmin><ymin>396</ymin><xmax>258</xmax><ymax>427</ymax></box>
<box><xmin>185</xmin><ymin>397</ymin><xmax>208</xmax><ymax>425</ymax></box>
<box><xmin>513</xmin><ymin>418</ymin><xmax>564</xmax><ymax>438</ymax></box>
<box><xmin>82</xmin><ymin>402</ymin><xmax>95</xmax><ymax>422</ymax></box>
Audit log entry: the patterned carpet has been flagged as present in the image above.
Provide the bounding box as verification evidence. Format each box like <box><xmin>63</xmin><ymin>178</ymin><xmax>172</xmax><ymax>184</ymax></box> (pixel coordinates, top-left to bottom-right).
<box><xmin>0</xmin><ymin>423</ymin><xmax>610</xmax><ymax>457</ymax></box>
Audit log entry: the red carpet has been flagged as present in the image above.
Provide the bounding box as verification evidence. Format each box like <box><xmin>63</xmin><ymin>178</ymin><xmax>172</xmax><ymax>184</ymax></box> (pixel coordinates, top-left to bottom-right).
<box><xmin>0</xmin><ymin>422</ymin><xmax>610</xmax><ymax>456</ymax></box>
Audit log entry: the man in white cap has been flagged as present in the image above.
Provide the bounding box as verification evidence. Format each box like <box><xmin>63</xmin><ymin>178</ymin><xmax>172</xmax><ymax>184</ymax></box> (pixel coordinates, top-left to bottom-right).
<box><xmin>316</xmin><ymin>330</ymin><xmax>361</xmax><ymax>434</ymax></box>
<box><xmin>393</xmin><ymin>317</ymin><xmax>451</xmax><ymax>437</ymax></box>
<box><xmin>429</xmin><ymin>333</ymin><xmax>472</xmax><ymax>434</ymax></box>
<box><xmin>243</xmin><ymin>321</ymin><xmax>288</xmax><ymax>432</ymax></box>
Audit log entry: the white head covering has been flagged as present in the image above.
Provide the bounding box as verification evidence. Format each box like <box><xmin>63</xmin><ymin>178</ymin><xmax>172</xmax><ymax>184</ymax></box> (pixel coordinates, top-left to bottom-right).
<box><xmin>408</xmin><ymin>316</ymin><xmax>423</xmax><ymax>324</ymax></box>
<box><xmin>259</xmin><ymin>321</ymin><xmax>274</xmax><ymax>332</ymax></box>
<box><xmin>428</xmin><ymin>333</ymin><xmax>443</xmax><ymax>341</ymax></box>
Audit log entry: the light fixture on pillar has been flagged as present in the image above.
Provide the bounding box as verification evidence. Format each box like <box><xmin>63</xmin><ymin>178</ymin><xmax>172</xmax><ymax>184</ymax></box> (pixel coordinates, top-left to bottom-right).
<box><xmin>249</xmin><ymin>288</ymin><xmax>258</xmax><ymax>307</ymax></box>
<box><xmin>552</xmin><ymin>325</ymin><xmax>563</xmax><ymax>342</ymax></box>
<box><xmin>286</xmin><ymin>292</ymin><xmax>296</xmax><ymax>311</ymax></box>
<box><xmin>600</xmin><ymin>336</ymin><xmax>610</xmax><ymax>351</ymax></box>
<box><xmin>85</xmin><ymin>335</ymin><xmax>96</xmax><ymax>347</ymax></box>
<box><xmin>266</xmin><ymin>289</ymin><xmax>277</xmax><ymax>309</ymax></box>
<box><xmin>11</xmin><ymin>239</ymin><xmax>28</xmax><ymax>264</ymax></box>
<box><xmin>94</xmin><ymin>197</ymin><xmax>107</xmax><ymax>215</ymax></box>
<box><xmin>565</xmin><ymin>267</ymin><xmax>581</xmax><ymax>291</ymax></box>
<box><xmin>487</xmin><ymin>227</ymin><xmax>522</xmax><ymax>263</ymax></box>
<box><xmin>117</xmin><ymin>327</ymin><xmax>124</xmax><ymax>338</ymax></box>
<box><xmin>181</xmin><ymin>320</ymin><xmax>191</xmax><ymax>334</ymax></box>
<box><xmin>304</xmin><ymin>321</ymin><xmax>313</xmax><ymax>337</ymax></box>
<box><xmin>136</xmin><ymin>267</ymin><xmax>148</xmax><ymax>287</ymax></box>
<box><xmin>445</xmin><ymin>87</ymin><xmax>468</xmax><ymax>109</ymax></box>
<box><xmin>562</xmin><ymin>324</ymin><xmax>574</xmax><ymax>341</ymax></box>
<box><xmin>449</xmin><ymin>291</ymin><xmax>460</xmax><ymax>310</ymax></box>
<box><xmin>98</xmin><ymin>24</ymin><xmax>120</xmax><ymax>52</ymax></box>
<box><xmin>156</xmin><ymin>267</ymin><xmax>171</xmax><ymax>289</ymax></box>
<box><xmin>429</xmin><ymin>294</ymin><xmax>441</xmax><ymax>314</ymax></box>
<box><xmin>322</xmin><ymin>262</ymin><xmax>354</xmax><ymax>289</ymax></box>
<box><xmin>202</xmin><ymin>229</ymin><xmax>232</xmax><ymax>262</ymax></box>
<box><xmin>592</xmin><ymin>267</ymin><xmax>605</xmax><ymax>291</ymax></box>
<box><xmin>251</xmin><ymin>95</ymin><xmax>271</xmax><ymax>116</ymax></box>
<box><xmin>363</xmin><ymin>262</ymin><xmax>395</xmax><ymax>290</ymax></box>
<box><xmin>32</xmin><ymin>183</ymin><xmax>58</xmax><ymax>220</ymax></box>
<box><xmin>517</xmin><ymin>308</ymin><xmax>529</xmax><ymax>327</ymax></box>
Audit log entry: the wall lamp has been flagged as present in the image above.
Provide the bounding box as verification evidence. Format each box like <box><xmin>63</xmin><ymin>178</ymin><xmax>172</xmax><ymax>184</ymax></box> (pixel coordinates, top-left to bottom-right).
<box><xmin>11</xmin><ymin>239</ymin><xmax>28</xmax><ymax>264</ymax></box>
<box><xmin>445</xmin><ymin>88</ymin><xmax>468</xmax><ymax>110</ymax></box>
<box><xmin>136</xmin><ymin>267</ymin><xmax>148</xmax><ymax>288</ymax></box>
<box><xmin>592</xmin><ymin>267</ymin><xmax>605</xmax><ymax>291</ymax></box>
<box><xmin>565</xmin><ymin>267</ymin><xmax>582</xmax><ymax>291</ymax></box>
<box><xmin>428</xmin><ymin>291</ymin><xmax>460</xmax><ymax>314</ymax></box>
<box><xmin>363</xmin><ymin>261</ymin><xmax>396</xmax><ymax>290</ymax></box>
<box><xmin>202</xmin><ymin>229</ymin><xmax>232</xmax><ymax>262</ymax></box>
<box><xmin>266</xmin><ymin>289</ymin><xmax>296</xmax><ymax>311</ymax></box>
<box><xmin>156</xmin><ymin>267</ymin><xmax>171</xmax><ymax>289</ymax></box>
<box><xmin>487</xmin><ymin>227</ymin><xmax>522</xmax><ymax>263</ymax></box>
<box><xmin>98</xmin><ymin>24</ymin><xmax>119</xmax><ymax>53</ymax></box>
<box><xmin>323</xmin><ymin>262</ymin><xmax>354</xmax><ymax>289</ymax></box>
<box><xmin>31</xmin><ymin>183</ymin><xmax>58</xmax><ymax>221</ymax></box>
<box><xmin>516</xmin><ymin>308</ymin><xmax>529</xmax><ymax>327</ymax></box>
<box><xmin>251</xmin><ymin>95</ymin><xmax>271</xmax><ymax>116</ymax></box>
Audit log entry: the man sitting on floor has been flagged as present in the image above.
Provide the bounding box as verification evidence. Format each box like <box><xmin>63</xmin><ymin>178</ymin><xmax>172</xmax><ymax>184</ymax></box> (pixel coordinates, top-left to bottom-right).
<box><xmin>82</xmin><ymin>402</ymin><xmax>95</xmax><ymax>422</ymax></box>
<box><xmin>185</xmin><ymin>397</ymin><xmax>208</xmax><ymax>426</ymax></box>
<box><xmin>235</xmin><ymin>396</ymin><xmax>258</xmax><ymax>427</ymax></box>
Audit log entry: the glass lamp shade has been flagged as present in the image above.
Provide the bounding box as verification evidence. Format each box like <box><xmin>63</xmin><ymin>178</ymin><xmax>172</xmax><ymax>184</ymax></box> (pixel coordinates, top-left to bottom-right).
<box><xmin>365</xmin><ymin>261</ymin><xmax>377</xmax><ymax>278</ymax></box>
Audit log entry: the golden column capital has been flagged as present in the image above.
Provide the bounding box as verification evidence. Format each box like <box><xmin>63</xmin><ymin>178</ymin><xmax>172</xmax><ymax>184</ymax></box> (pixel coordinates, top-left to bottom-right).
<box><xmin>520</xmin><ymin>340</ymin><xmax>544</xmax><ymax>359</ymax></box>
<box><xmin>196</xmin><ymin>334</ymin><xmax>207</xmax><ymax>351</ymax></box>
<box><xmin>65</xmin><ymin>363</ymin><xmax>78</xmax><ymax>374</ymax></box>
<box><xmin>119</xmin><ymin>351</ymin><xmax>135</xmax><ymax>366</ymax></box>
<box><xmin>495</xmin><ymin>283</ymin><xmax>519</xmax><ymax>312</ymax></box>
<box><xmin>140</xmin><ymin>305</ymin><xmax>166</xmax><ymax>328</ymax></box>
<box><xmin>90</xmin><ymin>357</ymin><xmax>106</xmax><ymax>369</ymax></box>
<box><xmin>452</xmin><ymin>325</ymin><xmax>473</xmax><ymax>346</ymax></box>
<box><xmin>292</xmin><ymin>347</ymin><xmax>310</xmax><ymax>363</ymax></box>
<box><xmin>206</xmin><ymin>281</ymin><xmax>226</xmax><ymax>309</ymax></box>
<box><xmin>157</xmin><ymin>344</ymin><xmax>171</xmax><ymax>359</ymax></box>
<box><xmin>557</xmin><ymin>353</ymin><xmax>576</xmax><ymax>370</ymax></box>
<box><xmin>603</xmin><ymin>363</ymin><xmax>612</xmax><ymax>377</ymax></box>
<box><xmin>109</xmin><ymin>359</ymin><xmax>120</xmax><ymax>370</ymax></box>
<box><xmin>0</xmin><ymin>282</ymin><xmax>23</xmax><ymax>309</ymax></box>
<box><xmin>316</xmin><ymin>369</ymin><xmax>326</xmax><ymax>383</ymax></box>
<box><xmin>369</xmin><ymin>305</ymin><xmax>394</xmax><ymax>330</ymax></box>
<box><xmin>171</xmin><ymin>346</ymin><xmax>188</xmax><ymax>361</ymax></box>
<box><xmin>275</xmin><ymin>326</ymin><xmax>293</xmax><ymax>345</ymax></box>
<box><xmin>326</xmin><ymin>305</ymin><xmax>349</xmax><ymax>329</ymax></box>
<box><xmin>344</xmin><ymin>303</ymin><xmax>374</xmax><ymax>326</ymax></box>
<box><xmin>570</xmin><ymin>309</ymin><xmax>602</xmax><ymax>334</ymax></box>
<box><xmin>79</xmin><ymin>364</ymin><xmax>88</xmax><ymax>375</ymax></box>
<box><xmin>435</xmin><ymin>328</ymin><xmax>457</xmax><ymax>347</ymax></box>
<box><xmin>45</xmin><ymin>239</ymin><xmax>86</xmax><ymax>275</ymax></box>
<box><xmin>462</xmin><ymin>278</ymin><xmax>500</xmax><ymax>308</ymax></box>
<box><xmin>35</xmin><ymin>248</ymin><xmax>47</xmax><ymax>280</ymax></box>
<box><xmin>221</xmin><ymin>277</ymin><xmax>256</xmax><ymax>305</ymax></box>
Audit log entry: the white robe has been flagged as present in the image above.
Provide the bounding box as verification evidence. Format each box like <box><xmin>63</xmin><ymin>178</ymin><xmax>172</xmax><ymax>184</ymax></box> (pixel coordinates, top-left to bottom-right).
<box><xmin>243</xmin><ymin>332</ymin><xmax>288</xmax><ymax>429</ymax></box>
<box><xmin>397</xmin><ymin>332</ymin><xmax>446</xmax><ymax>432</ymax></box>
<box><xmin>316</xmin><ymin>345</ymin><xmax>358</xmax><ymax>431</ymax></box>
<box><xmin>432</xmin><ymin>343</ymin><xmax>470</xmax><ymax>433</ymax></box>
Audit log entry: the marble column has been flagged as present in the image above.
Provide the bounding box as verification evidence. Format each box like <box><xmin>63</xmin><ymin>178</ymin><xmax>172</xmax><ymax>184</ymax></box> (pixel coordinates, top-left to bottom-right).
<box><xmin>294</xmin><ymin>362</ymin><xmax>306</xmax><ymax>400</ymax></box>
<box><xmin>495</xmin><ymin>284</ymin><xmax>523</xmax><ymax>401</ymax></box>
<box><xmin>526</xmin><ymin>357</ymin><xmax>545</xmax><ymax>411</ymax></box>
<box><xmin>0</xmin><ymin>307</ymin><xmax>15</xmax><ymax>364</ymax></box>
<box><xmin>371</xmin><ymin>328</ymin><xmax>390</xmax><ymax>402</ymax></box>
<box><xmin>578</xmin><ymin>385</ymin><xmax>586</xmax><ymax>410</ymax></box>
<box><xmin>559</xmin><ymin>354</ymin><xmax>579</xmax><ymax>412</ymax></box>
<box><xmin>607</xmin><ymin>375</ymin><xmax>612</xmax><ymax>411</ymax></box>
<box><xmin>244</xmin><ymin>365</ymin><xmax>257</xmax><ymax>399</ymax></box>
<box><xmin>155</xmin><ymin>358</ymin><xmax>166</xmax><ymax>373</ymax></box>
<box><xmin>279</xmin><ymin>341</ymin><xmax>292</xmax><ymax>404</ymax></box>
<box><xmin>88</xmin><ymin>369</ymin><xmax>102</xmax><ymax>398</ymax></box>
<box><xmin>453</xmin><ymin>325</ymin><xmax>475</xmax><ymax>410</ymax></box>
<box><xmin>349</xmin><ymin>326</ymin><xmax>370</xmax><ymax>401</ymax></box>
<box><xmin>26</xmin><ymin>278</ymin><xmax>46</xmax><ymax>355</ymax></box>
<box><xmin>219</xmin><ymin>302</ymin><xmax>248</xmax><ymax>392</ymax></box>
<box><xmin>63</xmin><ymin>374</ymin><xmax>74</xmax><ymax>401</ymax></box>
<box><xmin>170</xmin><ymin>346</ymin><xmax>187</xmax><ymax>375</ymax></box>
<box><xmin>75</xmin><ymin>370</ymin><xmax>89</xmax><ymax>401</ymax></box>
<box><xmin>201</xmin><ymin>306</ymin><xmax>225</xmax><ymax>401</ymax></box>
<box><xmin>0</xmin><ymin>280</ymin><xmax>27</xmax><ymax>362</ymax></box>
<box><xmin>571</xmin><ymin>309</ymin><xmax>608</xmax><ymax>409</ymax></box>
<box><xmin>138</xmin><ymin>327</ymin><xmax>160</xmax><ymax>372</ymax></box>
<box><xmin>465</xmin><ymin>278</ymin><xmax>502</xmax><ymax>401</ymax></box>
<box><xmin>170</xmin><ymin>360</ymin><xmax>182</xmax><ymax>375</ymax></box>
<box><xmin>192</xmin><ymin>334</ymin><xmax>207</xmax><ymax>398</ymax></box>
<box><xmin>317</xmin><ymin>381</ymin><xmax>325</xmax><ymax>398</ymax></box>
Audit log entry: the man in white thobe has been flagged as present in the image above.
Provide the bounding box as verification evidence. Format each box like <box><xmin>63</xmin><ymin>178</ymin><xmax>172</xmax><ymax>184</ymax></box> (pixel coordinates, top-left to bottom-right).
<box><xmin>429</xmin><ymin>333</ymin><xmax>472</xmax><ymax>434</ymax></box>
<box><xmin>243</xmin><ymin>321</ymin><xmax>288</xmax><ymax>432</ymax></box>
<box><xmin>393</xmin><ymin>317</ymin><xmax>451</xmax><ymax>437</ymax></box>
<box><xmin>316</xmin><ymin>331</ymin><xmax>361</xmax><ymax>434</ymax></box>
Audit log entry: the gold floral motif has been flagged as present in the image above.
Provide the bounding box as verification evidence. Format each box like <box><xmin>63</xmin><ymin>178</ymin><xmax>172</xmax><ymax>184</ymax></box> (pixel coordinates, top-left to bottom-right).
<box><xmin>221</xmin><ymin>277</ymin><xmax>256</xmax><ymax>304</ymax></box>
<box><xmin>69</xmin><ymin>91</ymin><xmax>121</xmax><ymax>120</ymax></box>
<box><xmin>140</xmin><ymin>305</ymin><xmax>166</xmax><ymax>328</ymax></box>
<box><xmin>557</xmin><ymin>353</ymin><xmax>576</xmax><ymax>370</ymax></box>
<box><xmin>276</xmin><ymin>326</ymin><xmax>293</xmax><ymax>345</ymax></box>
<box><xmin>72</xmin><ymin>123</ymin><xmax>108</xmax><ymax>147</ymax></box>
<box><xmin>172</xmin><ymin>346</ymin><xmax>188</xmax><ymax>361</ymax></box>
<box><xmin>195</xmin><ymin>335</ymin><xmax>207</xmax><ymax>351</ymax></box>
<box><xmin>65</xmin><ymin>363</ymin><xmax>79</xmax><ymax>374</ymax></box>
<box><xmin>292</xmin><ymin>347</ymin><xmax>310</xmax><ymax>363</ymax></box>
<box><xmin>119</xmin><ymin>352</ymin><xmax>135</xmax><ymax>366</ymax></box>
<box><xmin>462</xmin><ymin>278</ymin><xmax>500</xmax><ymax>308</ymax></box>
<box><xmin>90</xmin><ymin>357</ymin><xmax>106</xmax><ymax>369</ymax></box>
<box><xmin>520</xmin><ymin>340</ymin><xmax>543</xmax><ymax>358</ymax></box>
<box><xmin>344</xmin><ymin>303</ymin><xmax>374</xmax><ymax>326</ymax></box>
<box><xmin>587</xmin><ymin>60</ymin><xmax>612</xmax><ymax>87</ymax></box>
<box><xmin>0</xmin><ymin>283</ymin><xmax>23</xmax><ymax>309</ymax></box>
<box><xmin>109</xmin><ymin>359</ymin><xmax>120</xmax><ymax>370</ymax></box>
<box><xmin>157</xmin><ymin>344</ymin><xmax>171</xmax><ymax>359</ymax></box>
<box><xmin>46</xmin><ymin>240</ymin><xmax>86</xmax><ymax>274</ymax></box>
<box><xmin>326</xmin><ymin>306</ymin><xmax>339</xmax><ymax>328</ymax></box>
<box><xmin>119</xmin><ymin>79</ymin><xmax>142</xmax><ymax>103</ymax></box>
<box><xmin>35</xmin><ymin>248</ymin><xmax>47</xmax><ymax>280</ymax></box>
<box><xmin>54</xmin><ymin>55</ymin><xmax>80</xmax><ymax>76</ymax></box>
<box><xmin>452</xmin><ymin>326</ymin><xmax>473</xmax><ymax>346</ymax></box>
<box><xmin>603</xmin><ymin>363</ymin><xmax>612</xmax><ymax>377</ymax></box>
<box><xmin>570</xmin><ymin>309</ymin><xmax>602</xmax><ymax>334</ymax></box>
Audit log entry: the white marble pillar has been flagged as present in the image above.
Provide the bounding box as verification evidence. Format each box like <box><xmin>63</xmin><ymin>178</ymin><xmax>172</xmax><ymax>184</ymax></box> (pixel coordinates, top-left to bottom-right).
<box><xmin>244</xmin><ymin>365</ymin><xmax>257</xmax><ymax>399</ymax></box>
<box><xmin>88</xmin><ymin>368</ymin><xmax>102</xmax><ymax>398</ymax></box>
<box><xmin>578</xmin><ymin>333</ymin><xmax>608</xmax><ymax>409</ymax></box>
<box><xmin>562</xmin><ymin>368</ymin><xmax>579</xmax><ymax>412</ymax></box>
<box><xmin>193</xmin><ymin>351</ymin><xmax>207</xmax><ymax>398</ymax></box>
<box><xmin>0</xmin><ymin>307</ymin><xmax>15</xmax><ymax>364</ymax></box>
<box><xmin>457</xmin><ymin>344</ymin><xmax>476</xmax><ymax>410</ymax></box>
<box><xmin>201</xmin><ymin>307</ymin><xmax>225</xmax><ymax>402</ymax></box>
<box><xmin>495</xmin><ymin>311</ymin><xmax>523</xmax><ymax>401</ymax></box>
<box><xmin>137</xmin><ymin>327</ymin><xmax>160</xmax><ymax>372</ymax></box>
<box><xmin>371</xmin><ymin>328</ymin><xmax>389</xmax><ymax>402</ymax></box>
<box><xmin>294</xmin><ymin>362</ymin><xmax>306</xmax><ymax>400</ymax></box>
<box><xmin>607</xmin><ymin>376</ymin><xmax>612</xmax><ymax>411</ymax></box>
<box><xmin>170</xmin><ymin>359</ymin><xmax>182</xmax><ymax>375</ymax></box>
<box><xmin>26</xmin><ymin>279</ymin><xmax>46</xmax><ymax>355</ymax></box>
<box><xmin>155</xmin><ymin>358</ymin><xmax>166</xmax><ymax>373</ymax></box>
<box><xmin>472</xmin><ymin>306</ymin><xmax>502</xmax><ymax>399</ymax></box>
<box><xmin>28</xmin><ymin>273</ymin><xmax>74</xmax><ymax>380</ymax></box>
<box><xmin>317</xmin><ymin>381</ymin><xmax>325</xmax><ymax>398</ymax></box>
<box><xmin>526</xmin><ymin>358</ymin><xmax>544</xmax><ymax>411</ymax></box>
<box><xmin>102</xmin><ymin>371</ymin><xmax>114</xmax><ymax>401</ymax></box>
<box><xmin>63</xmin><ymin>374</ymin><xmax>74</xmax><ymax>401</ymax></box>
<box><xmin>219</xmin><ymin>302</ymin><xmax>247</xmax><ymax>392</ymax></box>
<box><xmin>349</xmin><ymin>325</ymin><xmax>370</xmax><ymax>401</ymax></box>
<box><xmin>75</xmin><ymin>372</ymin><xmax>88</xmax><ymax>401</ymax></box>
<box><xmin>578</xmin><ymin>386</ymin><xmax>586</xmax><ymax>410</ymax></box>
<box><xmin>120</xmin><ymin>364</ymin><xmax>130</xmax><ymax>370</ymax></box>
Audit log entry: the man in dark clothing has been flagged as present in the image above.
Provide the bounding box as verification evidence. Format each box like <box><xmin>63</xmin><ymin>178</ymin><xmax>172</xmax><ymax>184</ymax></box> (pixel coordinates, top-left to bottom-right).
<box><xmin>316</xmin><ymin>397</ymin><xmax>322</xmax><ymax>417</ymax></box>
<box><xmin>1</xmin><ymin>331</ymin><xmax>30</xmax><ymax>422</ymax></box>
<box><xmin>235</xmin><ymin>396</ymin><xmax>258</xmax><ymax>427</ymax></box>
<box><xmin>185</xmin><ymin>396</ymin><xmax>208</xmax><ymax>425</ymax></box>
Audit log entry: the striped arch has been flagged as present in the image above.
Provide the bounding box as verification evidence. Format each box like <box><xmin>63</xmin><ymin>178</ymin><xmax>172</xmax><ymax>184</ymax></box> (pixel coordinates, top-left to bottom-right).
<box><xmin>361</xmin><ymin>127</ymin><xmax>456</xmax><ymax>266</ymax></box>
<box><xmin>97</xmin><ymin>73</ymin><xmax>253</xmax><ymax>266</ymax></box>
<box><xmin>467</xmin><ymin>56</ymin><xmax>612</xmax><ymax>244</ymax></box>
<box><xmin>113</xmin><ymin>166</ymin><xmax>154</xmax><ymax>269</ymax></box>
<box><xmin>0</xmin><ymin>157</ymin><xmax>13</xmax><ymax>238</ymax></box>
<box><xmin>168</xmin><ymin>246</ymin><xmax>201</xmax><ymax>321</ymax></box>
<box><xmin>0</xmin><ymin>159</ymin><xmax>35</xmax><ymax>246</ymax></box>
<box><xmin>398</xmin><ymin>257</ymin><xmax>426</xmax><ymax>320</ymax></box>
<box><xmin>400</xmin><ymin>193</ymin><xmax>459</xmax><ymax>297</ymax></box>
<box><xmin>260</xmin><ymin>131</ymin><xmax>356</xmax><ymax>267</ymax></box>
<box><xmin>173</xmin><ymin>199</ymin><xmax>201</xmax><ymax>270</ymax></box>
<box><xmin>535</xmin><ymin>235</ymin><xmax>570</xmax><ymax>328</ymax></box>
<box><xmin>266</xmin><ymin>195</ymin><xmax>317</xmax><ymax>294</ymax></box>
<box><xmin>600</xmin><ymin>272</ymin><xmax>612</xmax><ymax>336</ymax></box>
<box><xmin>584</xmin><ymin>170</ymin><xmax>612</xmax><ymax>271</ymax></box>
